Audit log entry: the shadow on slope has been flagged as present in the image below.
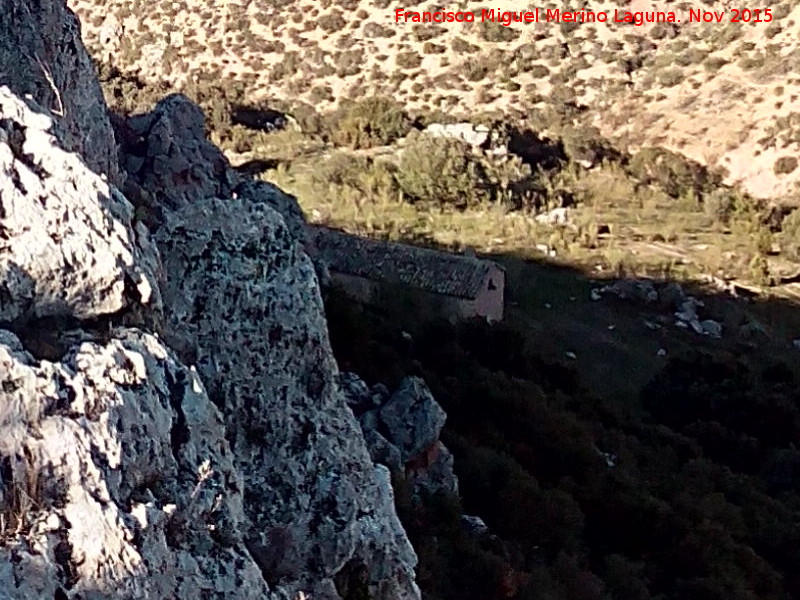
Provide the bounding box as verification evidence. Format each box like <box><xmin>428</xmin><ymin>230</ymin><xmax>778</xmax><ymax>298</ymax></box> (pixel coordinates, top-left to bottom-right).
<box><xmin>321</xmin><ymin>245</ymin><xmax>800</xmax><ymax>600</ymax></box>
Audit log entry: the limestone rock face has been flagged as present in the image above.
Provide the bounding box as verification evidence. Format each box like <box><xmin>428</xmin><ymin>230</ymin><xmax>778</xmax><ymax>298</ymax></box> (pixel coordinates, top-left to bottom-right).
<box><xmin>154</xmin><ymin>197</ymin><xmax>419</xmax><ymax>600</ymax></box>
<box><xmin>0</xmin><ymin>0</ymin><xmax>121</xmax><ymax>184</ymax></box>
<box><xmin>0</xmin><ymin>328</ymin><xmax>277</xmax><ymax>599</ymax></box>
<box><xmin>379</xmin><ymin>377</ymin><xmax>448</xmax><ymax>463</ymax></box>
<box><xmin>345</xmin><ymin>373</ymin><xmax>459</xmax><ymax>499</ymax></box>
<box><xmin>0</xmin><ymin>3</ymin><xmax>424</xmax><ymax>595</ymax></box>
<box><xmin>120</xmin><ymin>94</ymin><xmax>235</xmax><ymax>212</ymax></box>
<box><xmin>0</xmin><ymin>88</ymin><xmax>161</xmax><ymax>326</ymax></box>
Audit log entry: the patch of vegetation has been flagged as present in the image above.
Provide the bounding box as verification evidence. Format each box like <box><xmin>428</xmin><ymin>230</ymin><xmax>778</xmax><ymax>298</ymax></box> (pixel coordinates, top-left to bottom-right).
<box><xmin>396</xmin><ymin>50</ymin><xmax>423</xmax><ymax>70</ymax></box>
<box><xmin>774</xmin><ymin>156</ymin><xmax>798</xmax><ymax>175</ymax></box>
<box><xmin>780</xmin><ymin>208</ymin><xmax>800</xmax><ymax>259</ymax></box>
<box><xmin>628</xmin><ymin>147</ymin><xmax>721</xmax><ymax>200</ymax></box>
<box><xmin>478</xmin><ymin>20</ymin><xmax>521</xmax><ymax>42</ymax></box>
<box><xmin>452</xmin><ymin>37</ymin><xmax>479</xmax><ymax>53</ymax></box>
<box><xmin>396</xmin><ymin>133</ymin><xmax>492</xmax><ymax>208</ymax></box>
<box><xmin>324</xmin><ymin>286</ymin><xmax>800</xmax><ymax>600</ymax></box>
<box><xmin>318</xmin><ymin>9</ymin><xmax>346</xmax><ymax>34</ymax></box>
<box><xmin>327</xmin><ymin>97</ymin><xmax>412</xmax><ymax>149</ymax></box>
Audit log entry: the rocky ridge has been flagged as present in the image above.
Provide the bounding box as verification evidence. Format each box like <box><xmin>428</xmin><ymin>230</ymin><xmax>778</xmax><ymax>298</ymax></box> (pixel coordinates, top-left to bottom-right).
<box><xmin>0</xmin><ymin>1</ymin><xmax>438</xmax><ymax>598</ymax></box>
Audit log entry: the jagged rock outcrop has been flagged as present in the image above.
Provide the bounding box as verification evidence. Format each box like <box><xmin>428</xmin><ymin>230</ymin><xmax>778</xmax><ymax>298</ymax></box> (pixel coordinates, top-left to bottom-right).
<box><xmin>153</xmin><ymin>196</ymin><xmax>418</xmax><ymax>599</ymax></box>
<box><xmin>0</xmin><ymin>88</ymin><xmax>160</xmax><ymax>327</ymax></box>
<box><xmin>0</xmin><ymin>0</ymin><xmax>121</xmax><ymax>185</ymax></box>
<box><xmin>119</xmin><ymin>95</ymin><xmax>235</xmax><ymax>212</ymax></box>
<box><xmin>120</xmin><ymin>93</ymin><xmax>420</xmax><ymax>599</ymax></box>
<box><xmin>0</xmin><ymin>328</ymin><xmax>277</xmax><ymax>599</ymax></box>
<box><xmin>0</xmin><ymin>3</ymin><xmax>422</xmax><ymax>598</ymax></box>
<box><xmin>343</xmin><ymin>373</ymin><xmax>459</xmax><ymax>499</ymax></box>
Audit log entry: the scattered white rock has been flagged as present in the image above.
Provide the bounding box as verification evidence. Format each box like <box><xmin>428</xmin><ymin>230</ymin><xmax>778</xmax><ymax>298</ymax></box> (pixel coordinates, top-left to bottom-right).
<box><xmin>535</xmin><ymin>206</ymin><xmax>571</xmax><ymax>226</ymax></box>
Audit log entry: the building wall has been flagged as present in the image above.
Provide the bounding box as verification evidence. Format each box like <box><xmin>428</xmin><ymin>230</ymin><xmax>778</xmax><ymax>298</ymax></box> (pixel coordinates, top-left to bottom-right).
<box><xmin>328</xmin><ymin>268</ymin><xmax>505</xmax><ymax>323</ymax></box>
<box><xmin>329</xmin><ymin>272</ymin><xmax>380</xmax><ymax>304</ymax></box>
<box><xmin>473</xmin><ymin>264</ymin><xmax>505</xmax><ymax>322</ymax></box>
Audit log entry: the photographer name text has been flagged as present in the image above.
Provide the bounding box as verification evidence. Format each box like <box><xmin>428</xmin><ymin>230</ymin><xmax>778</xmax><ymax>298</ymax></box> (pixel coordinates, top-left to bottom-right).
<box><xmin>394</xmin><ymin>7</ymin><xmax>775</xmax><ymax>26</ymax></box>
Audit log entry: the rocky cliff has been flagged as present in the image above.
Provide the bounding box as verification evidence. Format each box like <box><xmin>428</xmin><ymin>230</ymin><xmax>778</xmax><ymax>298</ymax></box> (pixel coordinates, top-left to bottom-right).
<box><xmin>0</xmin><ymin>1</ymin><xmax>422</xmax><ymax>598</ymax></box>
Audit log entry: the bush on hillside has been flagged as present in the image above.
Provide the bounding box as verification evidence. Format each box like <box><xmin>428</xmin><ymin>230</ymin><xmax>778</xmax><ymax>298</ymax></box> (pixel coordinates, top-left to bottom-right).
<box><xmin>628</xmin><ymin>147</ymin><xmax>720</xmax><ymax>199</ymax></box>
<box><xmin>396</xmin><ymin>133</ymin><xmax>491</xmax><ymax>207</ymax></box>
<box><xmin>328</xmin><ymin>97</ymin><xmax>412</xmax><ymax>149</ymax></box>
<box><xmin>703</xmin><ymin>187</ymin><xmax>739</xmax><ymax>225</ymax></box>
<box><xmin>780</xmin><ymin>208</ymin><xmax>800</xmax><ymax>260</ymax></box>
<box><xmin>774</xmin><ymin>156</ymin><xmax>798</xmax><ymax>175</ymax></box>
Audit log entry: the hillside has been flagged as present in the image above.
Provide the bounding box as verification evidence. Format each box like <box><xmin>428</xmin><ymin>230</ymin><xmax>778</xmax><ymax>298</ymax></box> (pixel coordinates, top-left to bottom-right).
<box><xmin>69</xmin><ymin>0</ymin><xmax>800</xmax><ymax>200</ymax></box>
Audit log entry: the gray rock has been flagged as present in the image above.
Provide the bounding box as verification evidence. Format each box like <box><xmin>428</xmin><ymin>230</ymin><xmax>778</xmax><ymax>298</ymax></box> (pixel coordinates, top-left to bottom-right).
<box><xmin>658</xmin><ymin>281</ymin><xmax>685</xmax><ymax>309</ymax></box>
<box><xmin>379</xmin><ymin>376</ymin><xmax>447</xmax><ymax>463</ymax></box>
<box><xmin>363</xmin><ymin>430</ymin><xmax>403</xmax><ymax>473</ymax></box>
<box><xmin>700</xmin><ymin>319</ymin><xmax>722</xmax><ymax>338</ymax></box>
<box><xmin>407</xmin><ymin>441</ymin><xmax>459</xmax><ymax>497</ymax></box>
<box><xmin>370</xmin><ymin>383</ymin><xmax>391</xmax><ymax>406</ymax></box>
<box><xmin>155</xmin><ymin>197</ymin><xmax>419</xmax><ymax>600</ymax></box>
<box><xmin>0</xmin><ymin>0</ymin><xmax>121</xmax><ymax>185</ymax></box>
<box><xmin>0</xmin><ymin>88</ymin><xmax>161</xmax><ymax>326</ymax></box>
<box><xmin>236</xmin><ymin>179</ymin><xmax>308</xmax><ymax>245</ymax></box>
<box><xmin>124</xmin><ymin>94</ymin><xmax>237</xmax><ymax>213</ymax></box>
<box><xmin>338</xmin><ymin>372</ymin><xmax>378</xmax><ymax>415</ymax></box>
<box><xmin>0</xmin><ymin>328</ymin><xmax>272</xmax><ymax>598</ymax></box>
<box><xmin>0</xmin><ymin>4</ymin><xmax>424</xmax><ymax>596</ymax></box>
<box><xmin>460</xmin><ymin>515</ymin><xmax>489</xmax><ymax>535</ymax></box>
<box><xmin>358</xmin><ymin>408</ymin><xmax>380</xmax><ymax>432</ymax></box>
<box><xmin>602</xmin><ymin>279</ymin><xmax>658</xmax><ymax>303</ymax></box>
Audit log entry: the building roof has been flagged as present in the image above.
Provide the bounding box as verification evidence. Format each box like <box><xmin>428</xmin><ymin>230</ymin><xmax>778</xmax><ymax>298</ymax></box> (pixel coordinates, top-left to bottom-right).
<box><xmin>306</xmin><ymin>226</ymin><xmax>502</xmax><ymax>300</ymax></box>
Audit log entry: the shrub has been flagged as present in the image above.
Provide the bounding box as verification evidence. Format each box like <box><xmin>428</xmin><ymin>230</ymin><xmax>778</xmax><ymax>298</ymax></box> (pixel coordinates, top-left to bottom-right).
<box><xmin>328</xmin><ymin>97</ymin><xmax>411</xmax><ymax>149</ymax></box>
<box><xmin>412</xmin><ymin>24</ymin><xmax>445</xmax><ymax>42</ymax></box>
<box><xmin>703</xmin><ymin>188</ymin><xmax>738</xmax><ymax>224</ymax></box>
<box><xmin>318</xmin><ymin>10</ymin><xmax>346</xmax><ymax>33</ymax></box>
<box><xmin>657</xmin><ymin>68</ymin><xmax>684</xmax><ymax>87</ymax></box>
<box><xmin>560</xmin><ymin>125</ymin><xmax>621</xmax><ymax>166</ymax></box>
<box><xmin>529</xmin><ymin>64</ymin><xmax>551</xmax><ymax>78</ymax></box>
<box><xmin>479</xmin><ymin>20</ymin><xmax>520</xmax><ymax>42</ymax></box>
<box><xmin>396</xmin><ymin>50</ymin><xmax>422</xmax><ymax>69</ymax></box>
<box><xmin>363</xmin><ymin>22</ymin><xmax>394</xmax><ymax>38</ymax></box>
<box><xmin>396</xmin><ymin>133</ymin><xmax>490</xmax><ymax>207</ymax></box>
<box><xmin>423</xmin><ymin>42</ymin><xmax>446</xmax><ymax>54</ymax></box>
<box><xmin>451</xmin><ymin>37</ymin><xmax>479</xmax><ymax>53</ymax></box>
<box><xmin>780</xmin><ymin>208</ymin><xmax>800</xmax><ymax>259</ymax></box>
<box><xmin>628</xmin><ymin>147</ymin><xmax>719</xmax><ymax>199</ymax></box>
<box><xmin>703</xmin><ymin>56</ymin><xmax>729</xmax><ymax>72</ymax></box>
<box><xmin>312</xmin><ymin>151</ymin><xmax>399</xmax><ymax>201</ymax></box>
<box><xmin>774</xmin><ymin>156</ymin><xmax>798</xmax><ymax>175</ymax></box>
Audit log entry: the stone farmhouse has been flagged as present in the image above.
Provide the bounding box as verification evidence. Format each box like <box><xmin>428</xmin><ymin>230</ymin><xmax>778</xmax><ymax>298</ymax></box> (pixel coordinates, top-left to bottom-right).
<box><xmin>306</xmin><ymin>226</ymin><xmax>505</xmax><ymax>322</ymax></box>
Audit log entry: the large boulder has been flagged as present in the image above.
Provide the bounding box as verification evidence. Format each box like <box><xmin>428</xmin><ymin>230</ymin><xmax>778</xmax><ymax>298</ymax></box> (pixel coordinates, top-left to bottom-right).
<box><xmin>379</xmin><ymin>377</ymin><xmax>447</xmax><ymax>463</ymax></box>
<box><xmin>0</xmin><ymin>328</ymin><xmax>278</xmax><ymax>599</ymax></box>
<box><xmin>154</xmin><ymin>196</ymin><xmax>419</xmax><ymax>600</ymax></box>
<box><xmin>0</xmin><ymin>87</ymin><xmax>161</xmax><ymax>327</ymax></box>
<box><xmin>344</xmin><ymin>373</ymin><xmax>459</xmax><ymax>498</ymax></box>
<box><xmin>119</xmin><ymin>94</ymin><xmax>236</xmax><ymax>213</ymax></box>
<box><xmin>0</xmin><ymin>2</ymin><xmax>425</xmax><ymax>595</ymax></box>
<box><xmin>0</xmin><ymin>0</ymin><xmax>121</xmax><ymax>185</ymax></box>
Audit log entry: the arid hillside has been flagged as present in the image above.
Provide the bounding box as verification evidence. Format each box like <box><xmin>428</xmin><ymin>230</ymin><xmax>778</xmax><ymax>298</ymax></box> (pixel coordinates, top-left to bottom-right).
<box><xmin>71</xmin><ymin>0</ymin><xmax>800</xmax><ymax>200</ymax></box>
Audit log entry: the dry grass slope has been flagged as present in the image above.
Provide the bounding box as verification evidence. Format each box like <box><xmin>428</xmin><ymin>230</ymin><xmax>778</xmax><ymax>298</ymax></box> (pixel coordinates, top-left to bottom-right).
<box><xmin>69</xmin><ymin>0</ymin><xmax>800</xmax><ymax>200</ymax></box>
